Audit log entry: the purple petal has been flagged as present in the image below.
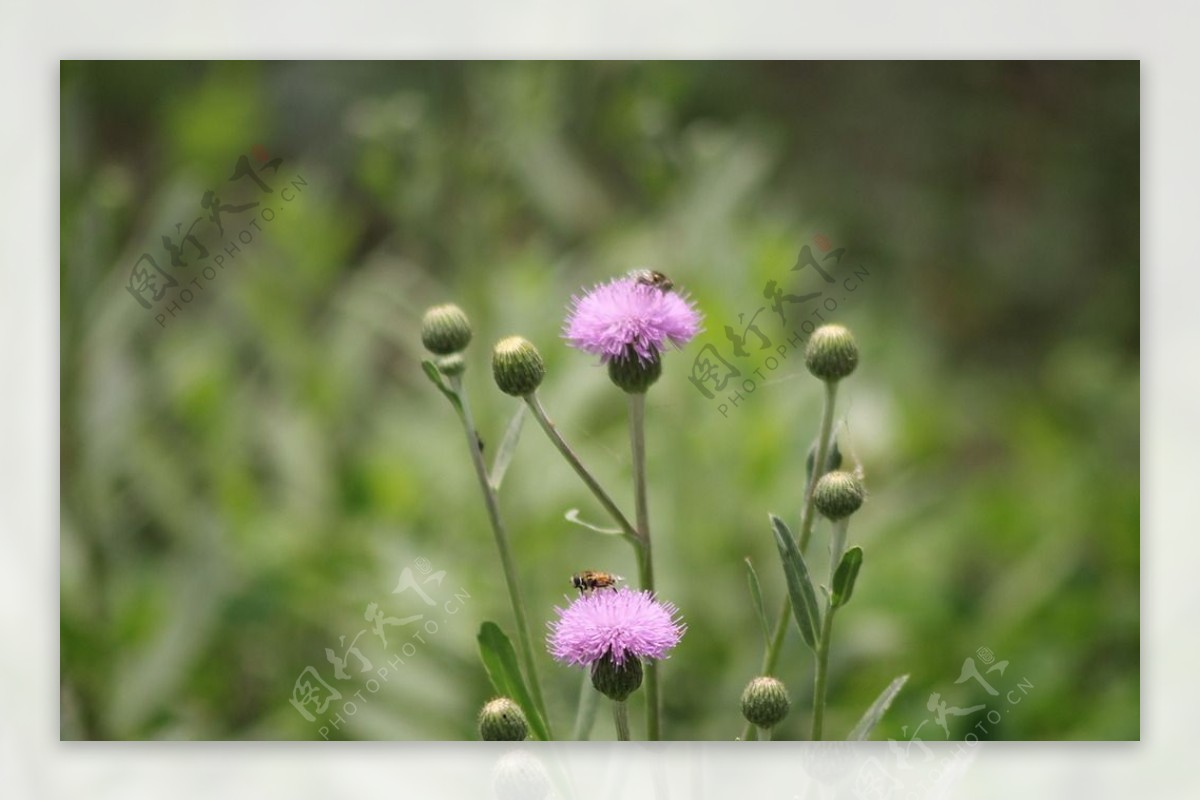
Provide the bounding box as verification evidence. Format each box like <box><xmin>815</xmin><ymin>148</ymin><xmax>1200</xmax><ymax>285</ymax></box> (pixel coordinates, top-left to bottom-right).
<box><xmin>547</xmin><ymin>588</ymin><xmax>686</xmax><ymax>666</ymax></box>
<box><xmin>563</xmin><ymin>277</ymin><xmax>704</xmax><ymax>363</ymax></box>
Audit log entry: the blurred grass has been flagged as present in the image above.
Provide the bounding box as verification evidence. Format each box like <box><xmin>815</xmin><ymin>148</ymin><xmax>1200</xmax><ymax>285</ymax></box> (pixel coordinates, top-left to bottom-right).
<box><xmin>60</xmin><ymin>61</ymin><xmax>1138</xmax><ymax>740</ymax></box>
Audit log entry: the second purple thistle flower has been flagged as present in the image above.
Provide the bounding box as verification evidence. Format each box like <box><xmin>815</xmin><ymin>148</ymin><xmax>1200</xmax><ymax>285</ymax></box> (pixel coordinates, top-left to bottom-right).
<box><xmin>563</xmin><ymin>275</ymin><xmax>704</xmax><ymax>364</ymax></box>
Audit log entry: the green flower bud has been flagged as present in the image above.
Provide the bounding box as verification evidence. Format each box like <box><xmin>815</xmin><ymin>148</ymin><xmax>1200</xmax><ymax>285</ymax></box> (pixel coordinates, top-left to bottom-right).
<box><xmin>741</xmin><ymin>676</ymin><xmax>791</xmax><ymax>729</ymax></box>
<box><xmin>478</xmin><ymin>697</ymin><xmax>529</xmax><ymax>741</ymax></box>
<box><xmin>607</xmin><ymin>352</ymin><xmax>662</xmax><ymax>394</ymax></box>
<box><xmin>590</xmin><ymin>654</ymin><xmax>643</xmax><ymax>702</ymax></box>
<box><xmin>421</xmin><ymin>304</ymin><xmax>473</xmax><ymax>355</ymax></box>
<box><xmin>812</xmin><ymin>470</ymin><xmax>865</xmax><ymax>520</ymax></box>
<box><xmin>492</xmin><ymin>336</ymin><xmax>546</xmax><ymax>397</ymax></box>
<box><xmin>804</xmin><ymin>324</ymin><xmax>859</xmax><ymax>382</ymax></box>
<box><xmin>436</xmin><ymin>352</ymin><xmax>466</xmax><ymax>377</ymax></box>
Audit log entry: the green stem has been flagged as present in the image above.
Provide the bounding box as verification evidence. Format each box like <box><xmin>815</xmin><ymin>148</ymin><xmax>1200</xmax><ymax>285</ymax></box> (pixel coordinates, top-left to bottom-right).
<box><xmin>761</xmin><ymin>602</ymin><xmax>790</xmax><ymax>677</ymax></box>
<box><xmin>449</xmin><ymin>376</ymin><xmax>552</xmax><ymax>738</ymax></box>
<box><xmin>811</xmin><ymin>603</ymin><xmax>836</xmax><ymax>740</ymax></box>
<box><xmin>766</xmin><ymin>379</ymin><xmax>840</xmax><ymax>674</ymax></box>
<box><xmin>813</xmin><ymin>518</ymin><xmax>850</xmax><ymax>740</ymax></box>
<box><xmin>629</xmin><ymin>393</ymin><xmax>661</xmax><ymax>741</ymax></box>
<box><xmin>759</xmin><ymin>725</ymin><xmax>774</xmax><ymax>741</ymax></box>
<box><xmin>572</xmin><ymin>671</ymin><xmax>600</xmax><ymax>741</ymax></box>
<box><xmin>830</xmin><ymin>518</ymin><xmax>849</xmax><ymax>570</ymax></box>
<box><xmin>740</xmin><ymin>379</ymin><xmax>840</xmax><ymax>741</ymax></box>
<box><xmin>799</xmin><ymin>380</ymin><xmax>839</xmax><ymax>554</ymax></box>
<box><xmin>612</xmin><ymin>700</ymin><xmax>632</xmax><ymax>741</ymax></box>
<box><xmin>524</xmin><ymin>392</ymin><xmax>642</xmax><ymax>547</ymax></box>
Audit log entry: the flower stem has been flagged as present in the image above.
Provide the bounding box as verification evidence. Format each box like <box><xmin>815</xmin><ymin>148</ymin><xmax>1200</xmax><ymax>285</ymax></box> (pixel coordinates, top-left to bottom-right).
<box><xmin>740</xmin><ymin>378</ymin><xmax>840</xmax><ymax>741</ymax></box>
<box><xmin>830</xmin><ymin>518</ymin><xmax>849</xmax><ymax>571</ymax></box>
<box><xmin>800</xmin><ymin>380</ymin><xmax>839</xmax><ymax>553</ymax></box>
<box><xmin>758</xmin><ymin>725</ymin><xmax>774</xmax><ymax>741</ymax></box>
<box><xmin>612</xmin><ymin>700</ymin><xmax>632</xmax><ymax>741</ymax></box>
<box><xmin>628</xmin><ymin>393</ymin><xmax>661</xmax><ymax>741</ymax></box>
<box><xmin>812</xmin><ymin>517</ymin><xmax>850</xmax><ymax>740</ymax></box>
<box><xmin>811</xmin><ymin>603</ymin><xmax>836</xmax><ymax>740</ymax></box>
<box><xmin>524</xmin><ymin>392</ymin><xmax>641</xmax><ymax>547</ymax></box>
<box><xmin>448</xmin><ymin>376</ymin><xmax>552</xmax><ymax>738</ymax></box>
<box><xmin>572</xmin><ymin>671</ymin><xmax>600</xmax><ymax>741</ymax></box>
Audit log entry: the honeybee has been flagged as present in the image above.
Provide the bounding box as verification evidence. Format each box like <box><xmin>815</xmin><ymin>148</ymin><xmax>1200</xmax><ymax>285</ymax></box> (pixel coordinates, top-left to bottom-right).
<box><xmin>629</xmin><ymin>269</ymin><xmax>674</xmax><ymax>292</ymax></box>
<box><xmin>572</xmin><ymin>570</ymin><xmax>623</xmax><ymax>595</ymax></box>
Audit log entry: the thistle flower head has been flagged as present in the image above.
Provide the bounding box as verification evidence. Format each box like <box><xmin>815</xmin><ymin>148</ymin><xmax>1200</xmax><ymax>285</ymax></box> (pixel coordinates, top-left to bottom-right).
<box><xmin>563</xmin><ymin>277</ymin><xmax>703</xmax><ymax>365</ymax></box>
<box><xmin>547</xmin><ymin>587</ymin><xmax>685</xmax><ymax>667</ymax></box>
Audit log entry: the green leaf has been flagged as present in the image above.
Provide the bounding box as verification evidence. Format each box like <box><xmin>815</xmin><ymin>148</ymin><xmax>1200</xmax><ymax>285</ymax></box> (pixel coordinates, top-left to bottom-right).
<box><xmin>744</xmin><ymin>557</ymin><xmax>771</xmax><ymax>644</ymax></box>
<box><xmin>421</xmin><ymin>359</ymin><xmax>462</xmax><ymax>413</ymax></box>
<box><xmin>489</xmin><ymin>403</ymin><xmax>526</xmax><ymax>490</ymax></box>
<box><xmin>769</xmin><ymin>514</ymin><xmax>821</xmax><ymax>651</ymax></box>
<box><xmin>847</xmin><ymin>674</ymin><xmax>909</xmax><ymax>741</ymax></box>
<box><xmin>563</xmin><ymin>508</ymin><xmax>623</xmax><ymax>536</ymax></box>
<box><xmin>477</xmin><ymin>621</ymin><xmax>550</xmax><ymax>741</ymax></box>
<box><xmin>831</xmin><ymin>546</ymin><xmax>863</xmax><ymax>608</ymax></box>
<box><xmin>805</xmin><ymin>437</ymin><xmax>842</xmax><ymax>485</ymax></box>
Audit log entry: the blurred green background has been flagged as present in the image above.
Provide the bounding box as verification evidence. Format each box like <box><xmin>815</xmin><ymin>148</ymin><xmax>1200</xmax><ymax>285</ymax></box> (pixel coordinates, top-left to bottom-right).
<box><xmin>60</xmin><ymin>61</ymin><xmax>1138</xmax><ymax>741</ymax></box>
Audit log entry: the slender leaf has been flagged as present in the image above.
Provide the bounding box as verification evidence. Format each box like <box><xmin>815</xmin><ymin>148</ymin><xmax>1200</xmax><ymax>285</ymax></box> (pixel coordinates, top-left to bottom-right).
<box><xmin>564</xmin><ymin>508</ymin><xmax>623</xmax><ymax>535</ymax></box>
<box><xmin>769</xmin><ymin>514</ymin><xmax>821</xmax><ymax>651</ymax></box>
<box><xmin>489</xmin><ymin>403</ymin><xmax>526</xmax><ymax>490</ymax></box>
<box><xmin>421</xmin><ymin>359</ymin><xmax>462</xmax><ymax>412</ymax></box>
<box><xmin>831</xmin><ymin>546</ymin><xmax>863</xmax><ymax>608</ymax></box>
<box><xmin>744</xmin><ymin>557</ymin><xmax>771</xmax><ymax>643</ymax></box>
<box><xmin>848</xmin><ymin>674</ymin><xmax>909</xmax><ymax>741</ymax></box>
<box><xmin>477</xmin><ymin>621</ymin><xmax>550</xmax><ymax>741</ymax></box>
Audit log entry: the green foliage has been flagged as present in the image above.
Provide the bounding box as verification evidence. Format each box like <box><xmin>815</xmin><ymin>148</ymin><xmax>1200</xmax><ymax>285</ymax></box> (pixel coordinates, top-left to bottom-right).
<box><xmin>769</xmin><ymin>514</ymin><xmax>822</xmax><ymax>652</ymax></box>
<box><xmin>831</xmin><ymin>546</ymin><xmax>863</xmax><ymax>609</ymax></box>
<box><xmin>477</xmin><ymin>622</ymin><xmax>550</xmax><ymax>741</ymax></box>
<box><xmin>744</xmin><ymin>558</ymin><xmax>771</xmax><ymax>645</ymax></box>
<box><xmin>848</xmin><ymin>674</ymin><xmax>910</xmax><ymax>741</ymax></box>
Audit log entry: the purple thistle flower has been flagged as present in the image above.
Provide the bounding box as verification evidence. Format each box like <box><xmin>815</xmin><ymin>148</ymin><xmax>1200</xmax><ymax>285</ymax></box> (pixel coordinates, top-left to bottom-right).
<box><xmin>547</xmin><ymin>587</ymin><xmax>686</xmax><ymax>667</ymax></box>
<box><xmin>563</xmin><ymin>277</ymin><xmax>703</xmax><ymax>364</ymax></box>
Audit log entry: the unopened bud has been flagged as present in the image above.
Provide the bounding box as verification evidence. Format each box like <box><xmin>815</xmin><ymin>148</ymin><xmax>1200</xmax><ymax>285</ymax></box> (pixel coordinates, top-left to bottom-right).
<box><xmin>492</xmin><ymin>336</ymin><xmax>546</xmax><ymax>397</ymax></box>
<box><xmin>492</xmin><ymin>750</ymin><xmax>552</xmax><ymax>800</ymax></box>
<box><xmin>478</xmin><ymin>697</ymin><xmax>529</xmax><ymax>741</ymax></box>
<box><xmin>812</xmin><ymin>470</ymin><xmax>865</xmax><ymax>520</ymax></box>
<box><xmin>805</xmin><ymin>324</ymin><xmax>858</xmax><ymax>382</ymax></box>
<box><xmin>741</xmin><ymin>676</ymin><xmax>791</xmax><ymax>729</ymax></box>
<box><xmin>436</xmin><ymin>352</ymin><xmax>466</xmax><ymax>377</ymax></box>
<box><xmin>421</xmin><ymin>304</ymin><xmax>473</xmax><ymax>355</ymax></box>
